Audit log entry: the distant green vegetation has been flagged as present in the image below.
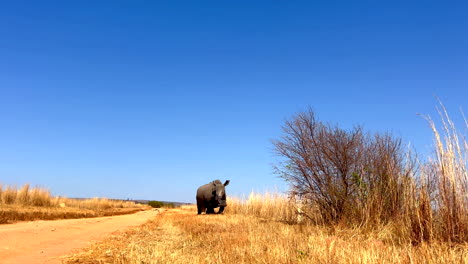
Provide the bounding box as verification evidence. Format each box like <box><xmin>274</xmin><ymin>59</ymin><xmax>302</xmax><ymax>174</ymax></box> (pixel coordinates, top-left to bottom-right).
<box><xmin>148</xmin><ymin>200</ymin><xmax>175</xmax><ymax>208</ymax></box>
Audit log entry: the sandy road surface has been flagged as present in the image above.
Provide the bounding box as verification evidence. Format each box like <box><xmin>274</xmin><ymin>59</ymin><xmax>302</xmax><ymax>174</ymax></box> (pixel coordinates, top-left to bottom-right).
<box><xmin>0</xmin><ymin>210</ymin><xmax>160</xmax><ymax>264</ymax></box>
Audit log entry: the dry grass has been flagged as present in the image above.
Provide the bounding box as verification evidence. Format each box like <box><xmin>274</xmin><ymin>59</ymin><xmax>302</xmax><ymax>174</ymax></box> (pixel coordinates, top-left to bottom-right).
<box><xmin>0</xmin><ymin>184</ymin><xmax>148</xmax><ymax>223</ymax></box>
<box><xmin>422</xmin><ymin>103</ymin><xmax>468</xmax><ymax>242</ymax></box>
<box><xmin>227</xmin><ymin>192</ymin><xmax>298</xmax><ymax>223</ymax></box>
<box><xmin>64</xmin><ymin>206</ymin><xmax>467</xmax><ymax>264</ymax></box>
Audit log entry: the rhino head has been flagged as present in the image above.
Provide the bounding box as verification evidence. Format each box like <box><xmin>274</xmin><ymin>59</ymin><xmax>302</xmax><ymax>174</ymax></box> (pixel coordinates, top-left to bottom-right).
<box><xmin>213</xmin><ymin>180</ymin><xmax>230</xmax><ymax>208</ymax></box>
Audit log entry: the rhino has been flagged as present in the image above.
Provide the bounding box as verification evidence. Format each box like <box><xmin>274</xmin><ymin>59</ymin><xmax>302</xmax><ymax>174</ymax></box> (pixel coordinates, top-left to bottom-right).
<box><xmin>196</xmin><ymin>179</ymin><xmax>230</xmax><ymax>214</ymax></box>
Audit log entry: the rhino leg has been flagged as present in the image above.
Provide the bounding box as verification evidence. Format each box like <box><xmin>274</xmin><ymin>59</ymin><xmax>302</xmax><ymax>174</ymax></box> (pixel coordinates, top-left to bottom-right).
<box><xmin>197</xmin><ymin>205</ymin><xmax>204</xmax><ymax>215</ymax></box>
<box><xmin>217</xmin><ymin>206</ymin><xmax>225</xmax><ymax>214</ymax></box>
<box><xmin>206</xmin><ymin>207</ymin><xmax>215</xmax><ymax>214</ymax></box>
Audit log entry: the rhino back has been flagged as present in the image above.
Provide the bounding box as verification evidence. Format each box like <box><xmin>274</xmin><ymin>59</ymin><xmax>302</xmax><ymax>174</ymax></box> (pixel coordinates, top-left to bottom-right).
<box><xmin>196</xmin><ymin>183</ymin><xmax>214</xmax><ymax>200</ymax></box>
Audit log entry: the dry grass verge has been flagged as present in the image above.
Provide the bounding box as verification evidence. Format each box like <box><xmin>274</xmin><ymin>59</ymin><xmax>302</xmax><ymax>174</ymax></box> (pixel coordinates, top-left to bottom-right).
<box><xmin>64</xmin><ymin>206</ymin><xmax>467</xmax><ymax>264</ymax></box>
<box><xmin>0</xmin><ymin>206</ymin><xmax>143</xmax><ymax>224</ymax></box>
<box><xmin>0</xmin><ymin>184</ymin><xmax>148</xmax><ymax>224</ymax></box>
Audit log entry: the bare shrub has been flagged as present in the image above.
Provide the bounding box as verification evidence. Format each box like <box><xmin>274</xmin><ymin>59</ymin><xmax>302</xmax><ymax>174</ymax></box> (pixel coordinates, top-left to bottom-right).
<box><xmin>273</xmin><ymin>109</ymin><xmax>412</xmax><ymax>225</ymax></box>
<box><xmin>358</xmin><ymin>134</ymin><xmax>417</xmax><ymax>226</ymax></box>
<box><xmin>273</xmin><ymin>105</ymin><xmax>467</xmax><ymax>244</ymax></box>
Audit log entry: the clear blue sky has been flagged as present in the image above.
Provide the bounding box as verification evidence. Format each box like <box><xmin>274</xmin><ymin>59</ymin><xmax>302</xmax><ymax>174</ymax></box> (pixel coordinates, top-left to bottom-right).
<box><xmin>1</xmin><ymin>1</ymin><xmax>467</xmax><ymax>202</ymax></box>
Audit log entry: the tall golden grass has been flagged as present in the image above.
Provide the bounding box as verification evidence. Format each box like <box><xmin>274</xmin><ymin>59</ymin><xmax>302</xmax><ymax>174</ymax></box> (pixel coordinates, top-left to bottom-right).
<box><xmin>227</xmin><ymin>192</ymin><xmax>297</xmax><ymax>223</ymax></box>
<box><xmin>422</xmin><ymin>104</ymin><xmax>468</xmax><ymax>243</ymax></box>
<box><xmin>397</xmin><ymin>104</ymin><xmax>468</xmax><ymax>244</ymax></box>
<box><xmin>0</xmin><ymin>184</ymin><xmax>147</xmax><ymax>223</ymax></box>
<box><xmin>1</xmin><ymin>184</ymin><xmax>52</xmax><ymax>206</ymax></box>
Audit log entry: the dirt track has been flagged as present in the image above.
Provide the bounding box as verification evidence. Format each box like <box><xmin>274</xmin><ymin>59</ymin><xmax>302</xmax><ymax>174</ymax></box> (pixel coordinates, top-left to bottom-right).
<box><xmin>0</xmin><ymin>209</ymin><xmax>160</xmax><ymax>264</ymax></box>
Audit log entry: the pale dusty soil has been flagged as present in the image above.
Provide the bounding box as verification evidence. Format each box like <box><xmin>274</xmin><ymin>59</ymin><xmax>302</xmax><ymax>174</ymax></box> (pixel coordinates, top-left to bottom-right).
<box><xmin>0</xmin><ymin>209</ymin><xmax>160</xmax><ymax>264</ymax></box>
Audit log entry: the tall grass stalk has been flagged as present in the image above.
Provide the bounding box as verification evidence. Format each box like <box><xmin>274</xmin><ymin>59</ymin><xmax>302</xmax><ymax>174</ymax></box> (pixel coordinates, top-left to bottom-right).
<box><xmin>423</xmin><ymin>104</ymin><xmax>468</xmax><ymax>242</ymax></box>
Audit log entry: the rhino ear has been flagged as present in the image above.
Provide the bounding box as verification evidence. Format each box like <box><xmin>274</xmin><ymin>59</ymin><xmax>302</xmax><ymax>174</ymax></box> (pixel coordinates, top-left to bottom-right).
<box><xmin>224</xmin><ymin>180</ymin><xmax>230</xmax><ymax>186</ymax></box>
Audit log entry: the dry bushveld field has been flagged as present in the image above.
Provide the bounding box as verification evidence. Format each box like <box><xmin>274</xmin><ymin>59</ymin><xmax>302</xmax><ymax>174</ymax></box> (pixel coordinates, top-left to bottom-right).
<box><xmin>63</xmin><ymin>199</ymin><xmax>466</xmax><ymax>264</ymax></box>
<box><xmin>1</xmin><ymin>105</ymin><xmax>467</xmax><ymax>263</ymax></box>
<box><xmin>64</xmin><ymin>107</ymin><xmax>467</xmax><ymax>264</ymax></box>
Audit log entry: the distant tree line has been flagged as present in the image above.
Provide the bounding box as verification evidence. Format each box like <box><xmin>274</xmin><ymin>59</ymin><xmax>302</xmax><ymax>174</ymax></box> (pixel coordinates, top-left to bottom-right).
<box><xmin>148</xmin><ymin>200</ymin><xmax>175</xmax><ymax>208</ymax></box>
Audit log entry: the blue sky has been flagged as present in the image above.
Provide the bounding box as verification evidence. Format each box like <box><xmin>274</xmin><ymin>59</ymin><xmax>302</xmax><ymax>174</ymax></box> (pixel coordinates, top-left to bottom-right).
<box><xmin>1</xmin><ymin>1</ymin><xmax>467</xmax><ymax>202</ymax></box>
